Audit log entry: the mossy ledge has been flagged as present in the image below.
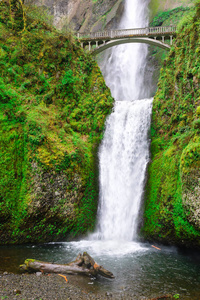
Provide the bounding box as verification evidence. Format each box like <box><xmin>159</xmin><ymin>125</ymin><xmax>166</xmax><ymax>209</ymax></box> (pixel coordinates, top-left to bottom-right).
<box><xmin>0</xmin><ymin>0</ymin><xmax>113</xmax><ymax>244</ymax></box>
<box><xmin>142</xmin><ymin>1</ymin><xmax>200</xmax><ymax>248</ymax></box>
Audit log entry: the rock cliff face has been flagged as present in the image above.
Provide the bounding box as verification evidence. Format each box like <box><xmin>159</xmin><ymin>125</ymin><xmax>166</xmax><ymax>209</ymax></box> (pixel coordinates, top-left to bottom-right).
<box><xmin>143</xmin><ymin>1</ymin><xmax>200</xmax><ymax>248</ymax></box>
<box><xmin>25</xmin><ymin>0</ymin><xmax>124</xmax><ymax>32</ymax></box>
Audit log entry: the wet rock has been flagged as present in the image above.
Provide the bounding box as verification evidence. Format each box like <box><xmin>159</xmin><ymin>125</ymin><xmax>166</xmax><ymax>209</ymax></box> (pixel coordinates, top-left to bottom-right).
<box><xmin>14</xmin><ymin>289</ymin><xmax>21</xmax><ymax>295</ymax></box>
<box><xmin>3</xmin><ymin>272</ymin><xmax>8</xmax><ymax>275</ymax></box>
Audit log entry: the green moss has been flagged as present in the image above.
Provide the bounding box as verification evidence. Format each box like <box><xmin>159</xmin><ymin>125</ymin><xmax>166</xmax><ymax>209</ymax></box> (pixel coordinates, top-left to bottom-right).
<box><xmin>149</xmin><ymin>0</ymin><xmax>195</xmax><ymax>21</ymax></box>
<box><xmin>150</xmin><ymin>6</ymin><xmax>191</xmax><ymax>27</ymax></box>
<box><xmin>143</xmin><ymin>1</ymin><xmax>200</xmax><ymax>248</ymax></box>
<box><xmin>0</xmin><ymin>0</ymin><xmax>113</xmax><ymax>244</ymax></box>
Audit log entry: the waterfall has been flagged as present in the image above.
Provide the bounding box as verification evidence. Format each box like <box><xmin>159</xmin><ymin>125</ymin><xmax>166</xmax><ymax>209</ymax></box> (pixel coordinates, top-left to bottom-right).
<box><xmin>95</xmin><ymin>0</ymin><xmax>152</xmax><ymax>241</ymax></box>
<box><xmin>99</xmin><ymin>0</ymin><xmax>150</xmax><ymax>101</ymax></box>
<box><xmin>97</xmin><ymin>99</ymin><xmax>152</xmax><ymax>241</ymax></box>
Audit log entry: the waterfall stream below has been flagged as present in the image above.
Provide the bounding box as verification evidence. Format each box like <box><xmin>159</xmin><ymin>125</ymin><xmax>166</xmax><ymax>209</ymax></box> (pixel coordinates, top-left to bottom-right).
<box><xmin>0</xmin><ymin>243</ymin><xmax>200</xmax><ymax>299</ymax></box>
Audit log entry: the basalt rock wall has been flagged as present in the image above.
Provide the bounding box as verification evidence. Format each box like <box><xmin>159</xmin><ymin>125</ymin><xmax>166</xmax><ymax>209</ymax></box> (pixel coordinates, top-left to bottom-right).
<box><xmin>25</xmin><ymin>0</ymin><xmax>124</xmax><ymax>32</ymax></box>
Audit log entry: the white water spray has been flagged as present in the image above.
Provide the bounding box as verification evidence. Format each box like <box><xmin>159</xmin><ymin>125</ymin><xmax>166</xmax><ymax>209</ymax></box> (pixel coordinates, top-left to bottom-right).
<box><xmin>94</xmin><ymin>0</ymin><xmax>152</xmax><ymax>241</ymax></box>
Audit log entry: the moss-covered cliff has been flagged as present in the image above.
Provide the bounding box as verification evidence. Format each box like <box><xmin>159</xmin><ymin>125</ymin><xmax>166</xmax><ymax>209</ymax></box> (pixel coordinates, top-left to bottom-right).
<box><xmin>143</xmin><ymin>1</ymin><xmax>200</xmax><ymax>248</ymax></box>
<box><xmin>149</xmin><ymin>0</ymin><xmax>195</xmax><ymax>21</ymax></box>
<box><xmin>0</xmin><ymin>0</ymin><xmax>113</xmax><ymax>244</ymax></box>
<box><xmin>148</xmin><ymin>0</ymin><xmax>196</xmax><ymax>96</ymax></box>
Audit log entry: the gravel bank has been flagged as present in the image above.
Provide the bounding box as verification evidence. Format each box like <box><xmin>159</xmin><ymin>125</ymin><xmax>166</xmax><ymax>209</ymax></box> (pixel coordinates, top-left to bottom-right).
<box><xmin>1</xmin><ymin>273</ymin><xmax>93</xmax><ymax>300</ymax></box>
<box><xmin>0</xmin><ymin>273</ymin><xmax>109</xmax><ymax>300</ymax></box>
<box><xmin>0</xmin><ymin>273</ymin><xmax>172</xmax><ymax>300</ymax></box>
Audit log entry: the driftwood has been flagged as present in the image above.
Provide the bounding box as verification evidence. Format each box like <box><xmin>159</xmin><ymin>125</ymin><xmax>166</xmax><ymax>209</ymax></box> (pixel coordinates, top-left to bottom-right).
<box><xmin>19</xmin><ymin>252</ymin><xmax>114</xmax><ymax>279</ymax></box>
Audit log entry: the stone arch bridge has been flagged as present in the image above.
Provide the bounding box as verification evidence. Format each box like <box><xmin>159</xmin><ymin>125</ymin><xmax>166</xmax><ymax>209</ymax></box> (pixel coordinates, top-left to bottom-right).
<box><xmin>77</xmin><ymin>26</ymin><xmax>177</xmax><ymax>55</ymax></box>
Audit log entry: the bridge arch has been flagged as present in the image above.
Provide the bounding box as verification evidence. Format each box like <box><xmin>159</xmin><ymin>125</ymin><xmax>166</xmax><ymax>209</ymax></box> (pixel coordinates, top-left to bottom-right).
<box><xmin>78</xmin><ymin>26</ymin><xmax>176</xmax><ymax>55</ymax></box>
<box><xmin>91</xmin><ymin>37</ymin><xmax>170</xmax><ymax>55</ymax></box>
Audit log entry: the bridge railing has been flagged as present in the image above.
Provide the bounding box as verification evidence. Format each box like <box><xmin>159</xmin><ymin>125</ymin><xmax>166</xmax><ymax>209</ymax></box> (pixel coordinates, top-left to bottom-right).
<box><xmin>78</xmin><ymin>26</ymin><xmax>177</xmax><ymax>40</ymax></box>
<box><xmin>149</xmin><ymin>26</ymin><xmax>177</xmax><ymax>34</ymax></box>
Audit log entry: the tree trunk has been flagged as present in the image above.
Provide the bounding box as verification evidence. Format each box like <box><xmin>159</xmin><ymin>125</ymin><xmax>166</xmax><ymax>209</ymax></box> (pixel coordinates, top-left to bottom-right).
<box><xmin>19</xmin><ymin>252</ymin><xmax>115</xmax><ymax>279</ymax></box>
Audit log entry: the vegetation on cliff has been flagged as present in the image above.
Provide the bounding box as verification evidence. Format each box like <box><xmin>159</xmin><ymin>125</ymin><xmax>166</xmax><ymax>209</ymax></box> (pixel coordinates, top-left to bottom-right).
<box><xmin>149</xmin><ymin>0</ymin><xmax>195</xmax><ymax>22</ymax></box>
<box><xmin>150</xmin><ymin>6</ymin><xmax>192</xmax><ymax>27</ymax></box>
<box><xmin>148</xmin><ymin>3</ymin><xmax>196</xmax><ymax>95</ymax></box>
<box><xmin>0</xmin><ymin>0</ymin><xmax>113</xmax><ymax>244</ymax></box>
<box><xmin>143</xmin><ymin>1</ymin><xmax>200</xmax><ymax>248</ymax></box>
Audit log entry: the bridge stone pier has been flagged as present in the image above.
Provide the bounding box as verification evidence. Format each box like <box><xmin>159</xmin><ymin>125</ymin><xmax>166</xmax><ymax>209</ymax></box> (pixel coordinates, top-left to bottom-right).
<box><xmin>78</xmin><ymin>26</ymin><xmax>177</xmax><ymax>55</ymax></box>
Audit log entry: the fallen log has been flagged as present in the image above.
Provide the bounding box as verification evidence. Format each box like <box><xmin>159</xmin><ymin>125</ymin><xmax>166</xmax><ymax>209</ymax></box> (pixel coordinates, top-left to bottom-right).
<box><xmin>19</xmin><ymin>252</ymin><xmax>115</xmax><ymax>279</ymax></box>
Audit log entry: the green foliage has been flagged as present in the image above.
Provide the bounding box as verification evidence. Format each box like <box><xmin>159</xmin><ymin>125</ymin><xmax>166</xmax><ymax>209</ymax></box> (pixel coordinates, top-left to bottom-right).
<box><xmin>0</xmin><ymin>1</ymin><xmax>113</xmax><ymax>244</ymax></box>
<box><xmin>143</xmin><ymin>2</ymin><xmax>200</xmax><ymax>247</ymax></box>
<box><xmin>73</xmin><ymin>168</ymin><xmax>99</xmax><ymax>235</ymax></box>
<box><xmin>61</xmin><ymin>69</ymin><xmax>76</xmax><ymax>90</ymax></box>
<box><xmin>177</xmin><ymin>6</ymin><xmax>196</xmax><ymax>31</ymax></box>
<box><xmin>149</xmin><ymin>4</ymin><xmax>196</xmax><ymax>78</ymax></box>
<box><xmin>150</xmin><ymin>6</ymin><xmax>191</xmax><ymax>27</ymax></box>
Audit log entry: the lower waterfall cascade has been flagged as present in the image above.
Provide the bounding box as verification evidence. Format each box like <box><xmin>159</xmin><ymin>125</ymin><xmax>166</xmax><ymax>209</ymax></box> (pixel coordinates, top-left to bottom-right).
<box><xmin>95</xmin><ymin>99</ymin><xmax>153</xmax><ymax>241</ymax></box>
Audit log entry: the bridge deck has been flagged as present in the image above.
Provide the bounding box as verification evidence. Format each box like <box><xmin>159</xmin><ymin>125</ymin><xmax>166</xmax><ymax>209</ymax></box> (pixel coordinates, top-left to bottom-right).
<box><xmin>78</xmin><ymin>26</ymin><xmax>177</xmax><ymax>41</ymax></box>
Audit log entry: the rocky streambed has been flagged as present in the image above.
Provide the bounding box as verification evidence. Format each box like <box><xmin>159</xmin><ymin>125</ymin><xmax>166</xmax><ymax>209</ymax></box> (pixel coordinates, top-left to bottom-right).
<box><xmin>0</xmin><ymin>272</ymin><xmax>173</xmax><ymax>300</ymax></box>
